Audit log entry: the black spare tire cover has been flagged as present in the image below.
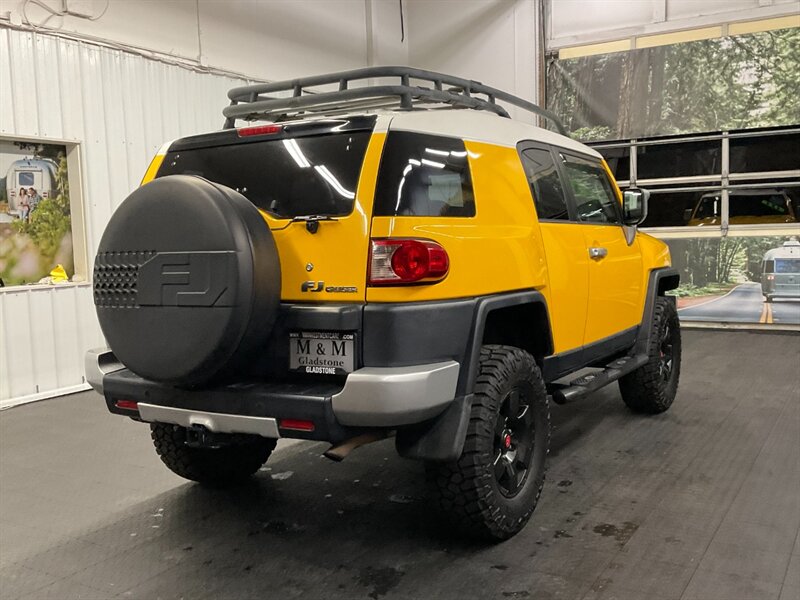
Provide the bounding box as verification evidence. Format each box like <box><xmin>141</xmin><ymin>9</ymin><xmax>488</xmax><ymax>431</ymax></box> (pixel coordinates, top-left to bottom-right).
<box><xmin>94</xmin><ymin>175</ymin><xmax>280</xmax><ymax>387</ymax></box>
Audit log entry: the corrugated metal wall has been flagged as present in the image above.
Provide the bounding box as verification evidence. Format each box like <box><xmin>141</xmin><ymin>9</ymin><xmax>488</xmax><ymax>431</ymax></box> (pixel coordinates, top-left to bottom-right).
<box><xmin>0</xmin><ymin>27</ymin><xmax>250</xmax><ymax>407</ymax></box>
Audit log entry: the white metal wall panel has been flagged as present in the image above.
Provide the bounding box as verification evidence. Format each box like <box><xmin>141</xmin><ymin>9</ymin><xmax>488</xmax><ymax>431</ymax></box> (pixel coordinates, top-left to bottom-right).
<box><xmin>0</xmin><ymin>27</ymin><xmax>250</xmax><ymax>408</ymax></box>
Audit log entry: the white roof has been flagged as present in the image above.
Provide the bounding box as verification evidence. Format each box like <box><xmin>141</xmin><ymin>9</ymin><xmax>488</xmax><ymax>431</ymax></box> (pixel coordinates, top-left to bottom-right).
<box><xmin>385</xmin><ymin>109</ymin><xmax>601</xmax><ymax>158</ymax></box>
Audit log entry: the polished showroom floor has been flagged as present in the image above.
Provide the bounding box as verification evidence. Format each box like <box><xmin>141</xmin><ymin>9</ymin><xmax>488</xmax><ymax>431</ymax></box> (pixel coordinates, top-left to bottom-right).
<box><xmin>1</xmin><ymin>330</ymin><xmax>798</xmax><ymax>600</ymax></box>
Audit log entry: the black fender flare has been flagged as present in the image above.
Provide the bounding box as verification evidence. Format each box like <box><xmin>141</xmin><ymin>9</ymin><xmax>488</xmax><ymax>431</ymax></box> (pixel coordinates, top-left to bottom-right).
<box><xmin>396</xmin><ymin>290</ymin><xmax>551</xmax><ymax>462</ymax></box>
<box><xmin>634</xmin><ymin>267</ymin><xmax>680</xmax><ymax>354</ymax></box>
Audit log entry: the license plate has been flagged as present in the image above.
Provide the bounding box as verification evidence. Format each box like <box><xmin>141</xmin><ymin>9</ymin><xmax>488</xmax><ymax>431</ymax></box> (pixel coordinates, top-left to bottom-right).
<box><xmin>289</xmin><ymin>331</ymin><xmax>355</xmax><ymax>375</ymax></box>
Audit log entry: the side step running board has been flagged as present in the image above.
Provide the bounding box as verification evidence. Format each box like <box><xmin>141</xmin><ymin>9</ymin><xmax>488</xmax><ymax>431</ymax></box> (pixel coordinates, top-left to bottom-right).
<box><xmin>549</xmin><ymin>354</ymin><xmax>649</xmax><ymax>405</ymax></box>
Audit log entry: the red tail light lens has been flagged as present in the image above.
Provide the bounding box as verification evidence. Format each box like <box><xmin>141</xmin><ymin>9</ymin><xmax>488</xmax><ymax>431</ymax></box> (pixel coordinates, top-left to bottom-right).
<box><xmin>237</xmin><ymin>124</ymin><xmax>282</xmax><ymax>137</ymax></box>
<box><xmin>369</xmin><ymin>239</ymin><xmax>449</xmax><ymax>285</ymax></box>
<box><xmin>114</xmin><ymin>399</ymin><xmax>139</xmax><ymax>411</ymax></box>
<box><xmin>279</xmin><ymin>419</ymin><xmax>315</xmax><ymax>432</ymax></box>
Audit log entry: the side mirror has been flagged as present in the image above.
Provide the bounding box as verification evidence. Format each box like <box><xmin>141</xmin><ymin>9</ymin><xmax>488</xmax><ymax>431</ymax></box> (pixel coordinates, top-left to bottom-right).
<box><xmin>622</xmin><ymin>188</ymin><xmax>649</xmax><ymax>226</ymax></box>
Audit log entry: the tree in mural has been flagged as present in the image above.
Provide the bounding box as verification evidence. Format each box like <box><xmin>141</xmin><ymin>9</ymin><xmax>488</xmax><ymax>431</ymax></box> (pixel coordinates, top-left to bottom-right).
<box><xmin>669</xmin><ymin>235</ymin><xmax>796</xmax><ymax>289</ymax></box>
<box><xmin>547</xmin><ymin>28</ymin><xmax>800</xmax><ymax>141</ymax></box>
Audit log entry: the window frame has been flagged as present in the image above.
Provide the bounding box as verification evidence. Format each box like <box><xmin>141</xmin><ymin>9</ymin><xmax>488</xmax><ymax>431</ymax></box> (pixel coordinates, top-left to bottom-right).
<box><xmin>516</xmin><ymin>141</ymin><xmax>574</xmax><ymax>223</ymax></box>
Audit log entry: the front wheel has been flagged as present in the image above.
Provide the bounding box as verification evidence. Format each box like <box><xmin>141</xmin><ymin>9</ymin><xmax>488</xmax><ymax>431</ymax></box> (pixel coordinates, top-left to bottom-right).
<box><xmin>426</xmin><ymin>345</ymin><xmax>550</xmax><ymax>541</ymax></box>
<box><xmin>619</xmin><ymin>297</ymin><xmax>681</xmax><ymax>414</ymax></box>
<box><xmin>151</xmin><ymin>423</ymin><xmax>276</xmax><ymax>487</ymax></box>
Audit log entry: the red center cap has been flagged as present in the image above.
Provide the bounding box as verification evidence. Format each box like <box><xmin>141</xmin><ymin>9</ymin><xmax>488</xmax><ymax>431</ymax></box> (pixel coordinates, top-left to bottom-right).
<box><xmin>503</xmin><ymin>433</ymin><xmax>512</xmax><ymax>450</ymax></box>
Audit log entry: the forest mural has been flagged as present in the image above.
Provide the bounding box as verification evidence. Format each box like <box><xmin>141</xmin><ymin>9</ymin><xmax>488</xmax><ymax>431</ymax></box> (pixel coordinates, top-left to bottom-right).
<box><xmin>546</xmin><ymin>27</ymin><xmax>800</xmax><ymax>141</ymax></box>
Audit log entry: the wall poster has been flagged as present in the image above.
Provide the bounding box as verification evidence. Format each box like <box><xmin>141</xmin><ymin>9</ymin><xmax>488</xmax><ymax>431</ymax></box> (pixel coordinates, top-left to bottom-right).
<box><xmin>0</xmin><ymin>139</ymin><xmax>76</xmax><ymax>286</ymax></box>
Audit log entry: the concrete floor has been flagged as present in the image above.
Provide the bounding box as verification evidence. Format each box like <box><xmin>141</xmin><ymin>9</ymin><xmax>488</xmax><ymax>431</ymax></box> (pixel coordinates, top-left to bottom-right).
<box><xmin>0</xmin><ymin>330</ymin><xmax>798</xmax><ymax>600</ymax></box>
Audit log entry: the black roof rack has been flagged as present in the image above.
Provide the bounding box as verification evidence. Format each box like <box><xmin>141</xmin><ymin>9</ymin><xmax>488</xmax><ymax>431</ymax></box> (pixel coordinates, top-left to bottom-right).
<box><xmin>223</xmin><ymin>66</ymin><xmax>567</xmax><ymax>136</ymax></box>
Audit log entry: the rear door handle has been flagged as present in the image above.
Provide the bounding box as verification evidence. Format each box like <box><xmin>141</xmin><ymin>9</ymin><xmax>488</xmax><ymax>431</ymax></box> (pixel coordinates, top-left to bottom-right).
<box><xmin>589</xmin><ymin>247</ymin><xmax>608</xmax><ymax>260</ymax></box>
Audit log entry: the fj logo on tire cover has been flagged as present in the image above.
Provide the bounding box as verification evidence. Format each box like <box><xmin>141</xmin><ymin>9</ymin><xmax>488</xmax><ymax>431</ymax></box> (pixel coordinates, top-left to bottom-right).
<box><xmin>136</xmin><ymin>251</ymin><xmax>237</xmax><ymax>307</ymax></box>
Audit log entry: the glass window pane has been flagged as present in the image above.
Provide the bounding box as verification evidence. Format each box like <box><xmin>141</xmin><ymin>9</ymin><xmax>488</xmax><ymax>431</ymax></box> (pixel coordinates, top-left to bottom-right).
<box><xmin>561</xmin><ymin>154</ymin><xmax>620</xmax><ymax>224</ymax></box>
<box><xmin>730</xmin><ymin>133</ymin><xmax>800</xmax><ymax>173</ymax></box>
<box><xmin>728</xmin><ymin>188</ymin><xmax>798</xmax><ymax>224</ymax></box>
<box><xmin>636</xmin><ymin>140</ymin><xmax>721</xmax><ymax>179</ymax></box>
<box><xmin>374</xmin><ymin>132</ymin><xmax>475</xmax><ymax>217</ymax></box>
<box><xmin>641</xmin><ymin>189</ymin><xmax>714</xmax><ymax>227</ymax></box>
<box><xmin>520</xmin><ymin>148</ymin><xmax>569</xmax><ymax>221</ymax></box>
<box><xmin>775</xmin><ymin>259</ymin><xmax>800</xmax><ymax>273</ymax></box>
<box><xmin>18</xmin><ymin>172</ymin><xmax>34</xmax><ymax>186</ymax></box>
<box><xmin>158</xmin><ymin>132</ymin><xmax>370</xmax><ymax>218</ymax></box>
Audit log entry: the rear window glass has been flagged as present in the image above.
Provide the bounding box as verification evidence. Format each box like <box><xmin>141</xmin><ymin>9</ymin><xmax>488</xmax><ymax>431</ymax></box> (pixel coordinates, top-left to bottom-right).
<box><xmin>18</xmin><ymin>172</ymin><xmax>34</xmax><ymax>186</ymax></box>
<box><xmin>374</xmin><ymin>132</ymin><xmax>475</xmax><ymax>217</ymax></box>
<box><xmin>775</xmin><ymin>259</ymin><xmax>800</xmax><ymax>274</ymax></box>
<box><xmin>157</xmin><ymin>132</ymin><xmax>371</xmax><ymax>218</ymax></box>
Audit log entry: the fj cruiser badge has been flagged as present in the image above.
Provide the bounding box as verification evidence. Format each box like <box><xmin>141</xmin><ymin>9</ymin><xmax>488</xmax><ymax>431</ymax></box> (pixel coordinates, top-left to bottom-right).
<box><xmin>301</xmin><ymin>281</ymin><xmax>357</xmax><ymax>293</ymax></box>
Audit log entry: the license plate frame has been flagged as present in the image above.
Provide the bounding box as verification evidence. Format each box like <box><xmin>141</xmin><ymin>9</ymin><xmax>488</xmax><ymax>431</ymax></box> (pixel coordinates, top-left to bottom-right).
<box><xmin>289</xmin><ymin>331</ymin><xmax>355</xmax><ymax>375</ymax></box>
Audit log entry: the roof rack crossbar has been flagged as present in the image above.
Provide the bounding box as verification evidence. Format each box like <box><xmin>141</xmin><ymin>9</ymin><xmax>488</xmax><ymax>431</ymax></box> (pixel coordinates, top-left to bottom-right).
<box><xmin>222</xmin><ymin>66</ymin><xmax>566</xmax><ymax>135</ymax></box>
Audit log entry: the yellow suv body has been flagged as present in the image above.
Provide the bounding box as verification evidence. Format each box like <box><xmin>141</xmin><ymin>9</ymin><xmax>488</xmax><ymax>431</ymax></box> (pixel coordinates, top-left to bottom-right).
<box><xmin>87</xmin><ymin>68</ymin><xmax>680</xmax><ymax>540</ymax></box>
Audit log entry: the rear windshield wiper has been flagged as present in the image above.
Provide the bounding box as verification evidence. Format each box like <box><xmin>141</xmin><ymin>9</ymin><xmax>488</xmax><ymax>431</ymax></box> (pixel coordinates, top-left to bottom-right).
<box><xmin>271</xmin><ymin>214</ymin><xmax>339</xmax><ymax>233</ymax></box>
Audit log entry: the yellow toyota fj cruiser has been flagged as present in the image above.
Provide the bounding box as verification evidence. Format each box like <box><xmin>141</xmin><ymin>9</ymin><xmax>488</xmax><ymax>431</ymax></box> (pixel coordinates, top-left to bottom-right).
<box><xmin>86</xmin><ymin>67</ymin><xmax>680</xmax><ymax>541</ymax></box>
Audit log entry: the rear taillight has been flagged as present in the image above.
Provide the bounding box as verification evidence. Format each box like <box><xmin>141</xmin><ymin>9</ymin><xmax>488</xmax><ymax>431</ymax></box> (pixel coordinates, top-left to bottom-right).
<box><xmin>279</xmin><ymin>419</ymin><xmax>315</xmax><ymax>432</ymax></box>
<box><xmin>369</xmin><ymin>239</ymin><xmax>449</xmax><ymax>285</ymax></box>
<box><xmin>767</xmin><ymin>274</ymin><xmax>775</xmax><ymax>280</ymax></box>
<box><xmin>237</xmin><ymin>124</ymin><xmax>282</xmax><ymax>137</ymax></box>
<box><xmin>114</xmin><ymin>399</ymin><xmax>139</xmax><ymax>411</ymax></box>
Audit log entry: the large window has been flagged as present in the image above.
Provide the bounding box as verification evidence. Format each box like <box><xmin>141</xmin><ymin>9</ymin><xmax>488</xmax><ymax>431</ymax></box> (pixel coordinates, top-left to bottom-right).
<box><xmin>593</xmin><ymin>127</ymin><xmax>800</xmax><ymax>229</ymax></box>
<box><xmin>158</xmin><ymin>132</ymin><xmax>371</xmax><ymax>219</ymax></box>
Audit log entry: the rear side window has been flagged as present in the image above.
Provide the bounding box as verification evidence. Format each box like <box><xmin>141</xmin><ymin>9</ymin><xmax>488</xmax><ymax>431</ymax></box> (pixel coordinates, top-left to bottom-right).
<box><xmin>560</xmin><ymin>154</ymin><xmax>620</xmax><ymax>224</ymax></box>
<box><xmin>374</xmin><ymin>132</ymin><xmax>475</xmax><ymax>217</ymax></box>
<box><xmin>763</xmin><ymin>259</ymin><xmax>775</xmax><ymax>273</ymax></box>
<box><xmin>157</xmin><ymin>132</ymin><xmax>371</xmax><ymax>218</ymax></box>
<box><xmin>520</xmin><ymin>147</ymin><xmax>569</xmax><ymax>221</ymax></box>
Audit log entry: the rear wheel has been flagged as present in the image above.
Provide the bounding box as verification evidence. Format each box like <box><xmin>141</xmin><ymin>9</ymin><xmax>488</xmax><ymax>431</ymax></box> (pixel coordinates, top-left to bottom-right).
<box><xmin>619</xmin><ymin>297</ymin><xmax>681</xmax><ymax>414</ymax></box>
<box><xmin>151</xmin><ymin>423</ymin><xmax>276</xmax><ymax>487</ymax></box>
<box><xmin>426</xmin><ymin>345</ymin><xmax>550</xmax><ymax>541</ymax></box>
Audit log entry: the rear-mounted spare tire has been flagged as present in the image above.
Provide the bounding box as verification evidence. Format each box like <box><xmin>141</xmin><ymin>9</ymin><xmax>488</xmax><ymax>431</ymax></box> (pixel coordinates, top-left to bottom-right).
<box><xmin>94</xmin><ymin>175</ymin><xmax>280</xmax><ymax>387</ymax></box>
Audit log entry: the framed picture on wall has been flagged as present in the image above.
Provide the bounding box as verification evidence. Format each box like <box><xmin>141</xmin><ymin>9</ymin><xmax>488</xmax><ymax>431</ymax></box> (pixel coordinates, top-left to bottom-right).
<box><xmin>0</xmin><ymin>137</ymin><xmax>87</xmax><ymax>287</ymax></box>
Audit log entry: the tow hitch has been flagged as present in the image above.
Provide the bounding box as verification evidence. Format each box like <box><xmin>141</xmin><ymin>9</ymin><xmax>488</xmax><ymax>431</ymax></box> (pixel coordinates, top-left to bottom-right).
<box><xmin>185</xmin><ymin>424</ymin><xmax>229</xmax><ymax>448</ymax></box>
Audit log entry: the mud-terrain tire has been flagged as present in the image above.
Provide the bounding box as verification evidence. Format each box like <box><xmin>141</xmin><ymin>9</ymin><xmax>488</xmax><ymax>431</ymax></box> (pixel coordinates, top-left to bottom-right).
<box><xmin>619</xmin><ymin>297</ymin><xmax>681</xmax><ymax>414</ymax></box>
<box><xmin>426</xmin><ymin>345</ymin><xmax>550</xmax><ymax>541</ymax></box>
<box><xmin>151</xmin><ymin>423</ymin><xmax>276</xmax><ymax>487</ymax></box>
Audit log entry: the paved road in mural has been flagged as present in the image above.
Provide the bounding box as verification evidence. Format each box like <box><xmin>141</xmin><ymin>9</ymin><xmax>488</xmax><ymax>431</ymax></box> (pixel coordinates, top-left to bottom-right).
<box><xmin>679</xmin><ymin>282</ymin><xmax>800</xmax><ymax>324</ymax></box>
